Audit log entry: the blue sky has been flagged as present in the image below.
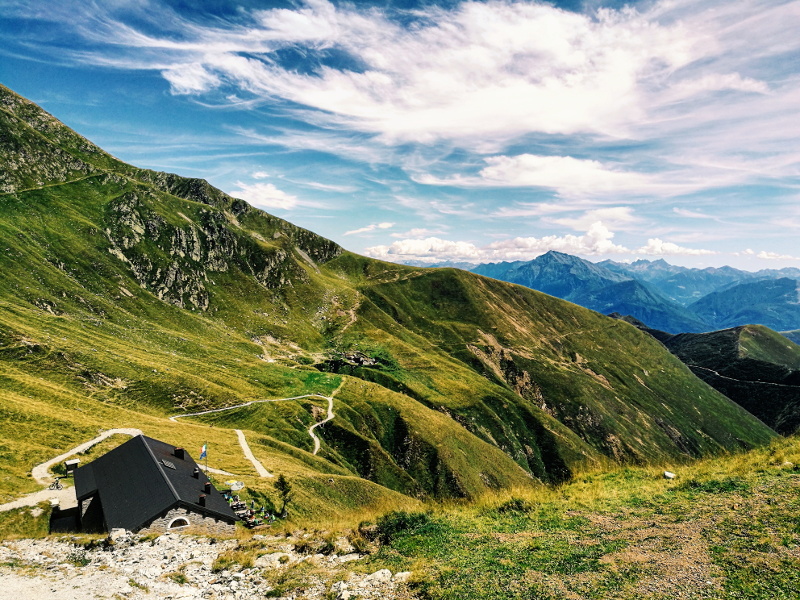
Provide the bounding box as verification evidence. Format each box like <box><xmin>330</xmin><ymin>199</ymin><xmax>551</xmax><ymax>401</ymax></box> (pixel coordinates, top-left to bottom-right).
<box><xmin>1</xmin><ymin>0</ymin><xmax>799</xmax><ymax>269</ymax></box>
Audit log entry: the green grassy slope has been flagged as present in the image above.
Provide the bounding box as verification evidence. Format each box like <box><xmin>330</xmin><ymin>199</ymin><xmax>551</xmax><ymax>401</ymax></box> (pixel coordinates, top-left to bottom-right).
<box><xmin>665</xmin><ymin>325</ymin><xmax>800</xmax><ymax>434</ymax></box>
<box><xmin>0</xmin><ymin>84</ymin><xmax>777</xmax><ymax>516</ymax></box>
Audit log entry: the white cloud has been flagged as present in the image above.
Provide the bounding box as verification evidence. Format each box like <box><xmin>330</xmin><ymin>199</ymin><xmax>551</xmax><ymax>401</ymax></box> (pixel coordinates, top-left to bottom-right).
<box><xmin>252</xmin><ymin>171</ymin><xmax>270</xmax><ymax>179</ymax></box>
<box><xmin>757</xmin><ymin>251</ymin><xmax>800</xmax><ymax>261</ymax></box>
<box><xmin>366</xmin><ymin>237</ymin><xmax>485</xmax><ymax>263</ymax></box>
<box><xmin>418</xmin><ymin>154</ymin><xmax>652</xmax><ymax>198</ymax></box>
<box><xmin>228</xmin><ymin>181</ymin><xmax>297</xmax><ymax>210</ymax></box>
<box><xmin>391</xmin><ymin>227</ymin><xmax>448</xmax><ymax>239</ymax></box>
<box><xmin>673</xmin><ymin>207</ymin><xmax>717</xmax><ymax>219</ymax></box>
<box><xmin>163</xmin><ymin>62</ymin><xmax>220</xmax><ymax>95</ymax></box>
<box><xmin>365</xmin><ymin>222</ymin><xmax>629</xmax><ymax>263</ymax></box>
<box><xmin>344</xmin><ymin>222</ymin><xmax>394</xmax><ymax>236</ymax></box>
<box><xmin>486</xmin><ymin>222</ymin><xmax>630</xmax><ymax>258</ymax></box>
<box><xmin>492</xmin><ymin>202</ymin><xmax>574</xmax><ymax>219</ymax></box>
<box><xmin>365</xmin><ymin>222</ymin><xmax>723</xmax><ymax>263</ymax></box>
<box><xmin>54</xmin><ymin>0</ymin><xmax>781</xmax><ymax>150</ymax></box>
<box><xmin>550</xmin><ymin>207</ymin><xmax>640</xmax><ymax>230</ymax></box>
<box><xmin>636</xmin><ymin>238</ymin><xmax>716</xmax><ymax>256</ymax></box>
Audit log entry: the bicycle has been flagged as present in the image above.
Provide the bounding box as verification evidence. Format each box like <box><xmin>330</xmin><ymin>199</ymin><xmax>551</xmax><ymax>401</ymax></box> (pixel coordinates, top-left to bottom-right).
<box><xmin>48</xmin><ymin>477</ymin><xmax>63</xmax><ymax>490</ymax></box>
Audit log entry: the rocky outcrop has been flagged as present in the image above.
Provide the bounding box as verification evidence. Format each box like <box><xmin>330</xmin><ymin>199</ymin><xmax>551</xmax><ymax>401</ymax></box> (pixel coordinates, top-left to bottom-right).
<box><xmin>0</xmin><ymin>530</ymin><xmax>412</xmax><ymax>600</ymax></box>
<box><xmin>102</xmin><ymin>187</ymin><xmax>337</xmax><ymax>310</ymax></box>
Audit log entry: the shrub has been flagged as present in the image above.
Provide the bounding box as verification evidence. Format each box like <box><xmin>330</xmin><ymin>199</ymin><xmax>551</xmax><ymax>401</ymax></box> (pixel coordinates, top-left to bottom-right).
<box><xmin>496</xmin><ymin>497</ymin><xmax>534</xmax><ymax>514</ymax></box>
<box><xmin>678</xmin><ymin>477</ymin><xmax>750</xmax><ymax>494</ymax></box>
<box><xmin>375</xmin><ymin>510</ymin><xmax>431</xmax><ymax>545</ymax></box>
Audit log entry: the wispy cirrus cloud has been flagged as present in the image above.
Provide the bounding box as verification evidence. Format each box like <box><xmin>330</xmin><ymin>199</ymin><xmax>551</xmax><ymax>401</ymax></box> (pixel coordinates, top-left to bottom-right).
<box><xmin>416</xmin><ymin>154</ymin><xmax>653</xmax><ymax>198</ymax></box>
<box><xmin>344</xmin><ymin>222</ymin><xmax>394</xmax><ymax>236</ymax></box>
<box><xmin>4</xmin><ymin>0</ymin><xmax>799</xmax><ymax>268</ymax></box>
<box><xmin>21</xmin><ymin>0</ymin><xmax>796</xmax><ymax>155</ymax></box>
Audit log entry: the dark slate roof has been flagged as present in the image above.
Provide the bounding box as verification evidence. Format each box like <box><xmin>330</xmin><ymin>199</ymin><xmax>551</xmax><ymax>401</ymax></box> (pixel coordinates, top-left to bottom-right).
<box><xmin>74</xmin><ymin>435</ymin><xmax>238</xmax><ymax>531</ymax></box>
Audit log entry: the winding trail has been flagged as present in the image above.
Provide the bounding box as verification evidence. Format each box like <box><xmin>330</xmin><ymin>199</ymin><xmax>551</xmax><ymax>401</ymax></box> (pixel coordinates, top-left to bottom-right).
<box><xmin>1</xmin><ymin>429</ymin><xmax>232</xmax><ymax>513</ymax></box>
<box><xmin>3</xmin><ymin>387</ymin><xmax>342</xmax><ymax>511</ymax></box>
<box><xmin>31</xmin><ymin>428</ymin><xmax>143</xmax><ymax>486</ymax></box>
<box><xmin>169</xmin><ymin>384</ymin><xmax>343</xmax><ymax>476</ymax></box>
<box><xmin>308</xmin><ymin>393</ymin><xmax>335</xmax><ymax>455</ymax></box>
<box><xmin>689</xmin><ymin>364</ymin><xmax>799</xmax><ymax>388</ymax></box>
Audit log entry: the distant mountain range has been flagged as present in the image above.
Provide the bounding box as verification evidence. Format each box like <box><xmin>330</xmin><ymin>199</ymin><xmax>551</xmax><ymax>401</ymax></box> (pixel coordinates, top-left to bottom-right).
<box><xmin>465</xmin><ymin>251</ymin><xmax>800</xmax><ymax>334</ymax></box>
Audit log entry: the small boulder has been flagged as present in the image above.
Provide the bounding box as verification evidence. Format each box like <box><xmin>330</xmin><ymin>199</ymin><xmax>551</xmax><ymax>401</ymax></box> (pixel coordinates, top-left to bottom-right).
<box><xmin>663</xmin><ymin>471</ymin><xmax>676</xmax><ymax>479</ymax></box>
<box><xmin>365</xmin><ymin>569</ymin><xmax>392</xmax><ymax>584</ymax></box>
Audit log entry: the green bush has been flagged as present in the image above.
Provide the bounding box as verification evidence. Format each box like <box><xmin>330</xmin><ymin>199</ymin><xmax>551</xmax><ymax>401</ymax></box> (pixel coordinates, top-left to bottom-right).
<box><xmin>375</xmin><ymin>510</ymin><xmax>431</xmax><ymax>545</ymax></box>
<box><xmin>678</xmin><ymin>477</ymin><xmax>750</xmax><ymax>494</ymax></box>
<box><xmin>496</xmin><ymin>497</ymin><xmax>533</xmax><ymax>514</ymax></box>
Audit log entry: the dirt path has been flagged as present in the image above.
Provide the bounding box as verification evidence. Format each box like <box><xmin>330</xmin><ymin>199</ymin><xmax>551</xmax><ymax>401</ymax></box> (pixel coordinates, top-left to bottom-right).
<box><xmin>169</xmin><ymin>388</ymin><xmax>342</xmax><ymax>460</ymax></box>
<box><xmin>4</xmin><ymin>389</ymin><xmax>344</xmax><ymax>513</ymax></box>
<box><xmin>235</xmin><ymin>429</ymin><xmax>273</xmax><ymax>478</ymax></box>
<box><xmin>1</xmin><ymin>429</ymin><xmax>233</xmax><ymax>513</ymax></box>
<box><xmin>309</xmin><ymin>393</ymin><xmax>336</xmax><ymax>456</ymax></box>
<box><xmin>30</xmin><ymin>428</ymin><xmax>143</xmax><ymax>486</ymax></box>
<box><xmin>1</xmin><ymin>428</ymin><xmax>143</xmax><ymax>513</ymax></box>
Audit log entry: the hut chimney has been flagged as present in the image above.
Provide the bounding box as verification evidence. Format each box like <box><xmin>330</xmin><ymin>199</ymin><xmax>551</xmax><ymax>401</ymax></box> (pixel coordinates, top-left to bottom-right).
<box><xmin>192</xmin><ymin>467</ymin><xmax>200</xmax><ymax>479</ymax></box>
<box><xmin>204</xmin><ymin>481</ymin><xmax>212</xmax><ymax>494</ymax></box>
<box><xmin>199</xmin><ymin>494</ymin><xmax>206</xmax><ymax>506</ymax></box>
<box><xmin>174</xmin><ymin>447</ymin><xmax>185</xmax><ymax>460</ymax></box>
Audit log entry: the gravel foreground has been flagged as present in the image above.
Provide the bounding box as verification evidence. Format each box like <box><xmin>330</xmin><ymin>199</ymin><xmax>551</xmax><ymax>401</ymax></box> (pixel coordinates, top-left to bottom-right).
<box><xmin>0</xmin><ymin>531</ymin><xmax>413</xmax><ymax>600</ymax></box>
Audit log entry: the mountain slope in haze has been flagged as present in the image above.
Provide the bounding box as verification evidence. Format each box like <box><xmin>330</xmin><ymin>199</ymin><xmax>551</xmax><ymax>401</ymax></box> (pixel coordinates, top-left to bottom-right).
<box><xmin>688</xmin><ymin>278</ymin><xmax>800</xmax><ymax>332</ymax></box>
<box><xmin>0</xmin><ymin>84</ymin><xmax>776</xmax><ymax>514</ymax></box>
<box><xmin>661</xmin><ymin>326</ymin><xmax>800</xmax><ymax>434</ymax></box>
<box><xmin>600</xmin><ymin>259</ymin><xmax>755</xmax><ymax>306</ymax></box>
<box><xmin>783</xmin><ymin>330</ymin><xmax>800</xmax><ymax>345</ymax></box>
<box><xmin>473</xmin><ymin>251</ymin><xmax>709</xmax><ymax>333</ymax></box>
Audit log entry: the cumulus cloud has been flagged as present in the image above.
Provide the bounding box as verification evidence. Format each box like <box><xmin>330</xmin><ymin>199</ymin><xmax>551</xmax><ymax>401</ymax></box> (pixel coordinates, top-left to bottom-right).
<box><xmin>486</xmin><ymin>222</ymin><xmax>629</xmax><ymax>258</ymax></box>
<box><xmin>228</xmin><ymin>181</ymin><xmax>297</xmax><ymax>210</ymax></box>
<box><xmin>365</xmin><ymin>222</ymin><xmax>722</xmax><ymax>263</ymax></box>
<box><xmin>757</xmin><ymin>251</ymin><xmax>799</xmax><ymax>261</ymax></box>
<box><xmin>344</xmin><ymin>222</ymin><xmax>394</xmax><ymax>236</ymax></box>
<box><xmin>365</xmin><ymin>237</ymin><xmax>485</xmax><ymax>263</ymax></box>
<box><xmin>635</xmin><ymin>238</ymin><xmax>716</xmax><ymax>256</ymax></box>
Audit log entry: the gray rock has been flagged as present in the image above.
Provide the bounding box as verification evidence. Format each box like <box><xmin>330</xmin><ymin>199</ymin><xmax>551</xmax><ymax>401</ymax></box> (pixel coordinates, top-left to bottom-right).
<box><xmin>365</xmin><ymin>568</ymin><xmax>392</xmax><ymax>584</ymax></box>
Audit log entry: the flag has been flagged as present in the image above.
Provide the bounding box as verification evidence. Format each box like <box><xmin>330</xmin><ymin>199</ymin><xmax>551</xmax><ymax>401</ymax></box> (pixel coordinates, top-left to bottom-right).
<box><xmin>199</xmin><ymin>444</ymin><xmax>207</xmax><ymax>460</ymax></box>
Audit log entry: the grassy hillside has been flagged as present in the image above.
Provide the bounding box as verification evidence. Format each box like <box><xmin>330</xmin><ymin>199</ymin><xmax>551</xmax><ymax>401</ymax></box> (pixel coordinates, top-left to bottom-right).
<box><xmin>0</xmin><ymin>83</ymin><xmax>777</xmax><ymax>517</ymax></box>
<box><xmin>347</xmin><ymin>434</ymin><xmax>800</xmax><ymax>600</ymax></box>
<box><xmin>665</xmin><ymin>325</ymin><xmax>800</xmax><ymax>434</ymax></box>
